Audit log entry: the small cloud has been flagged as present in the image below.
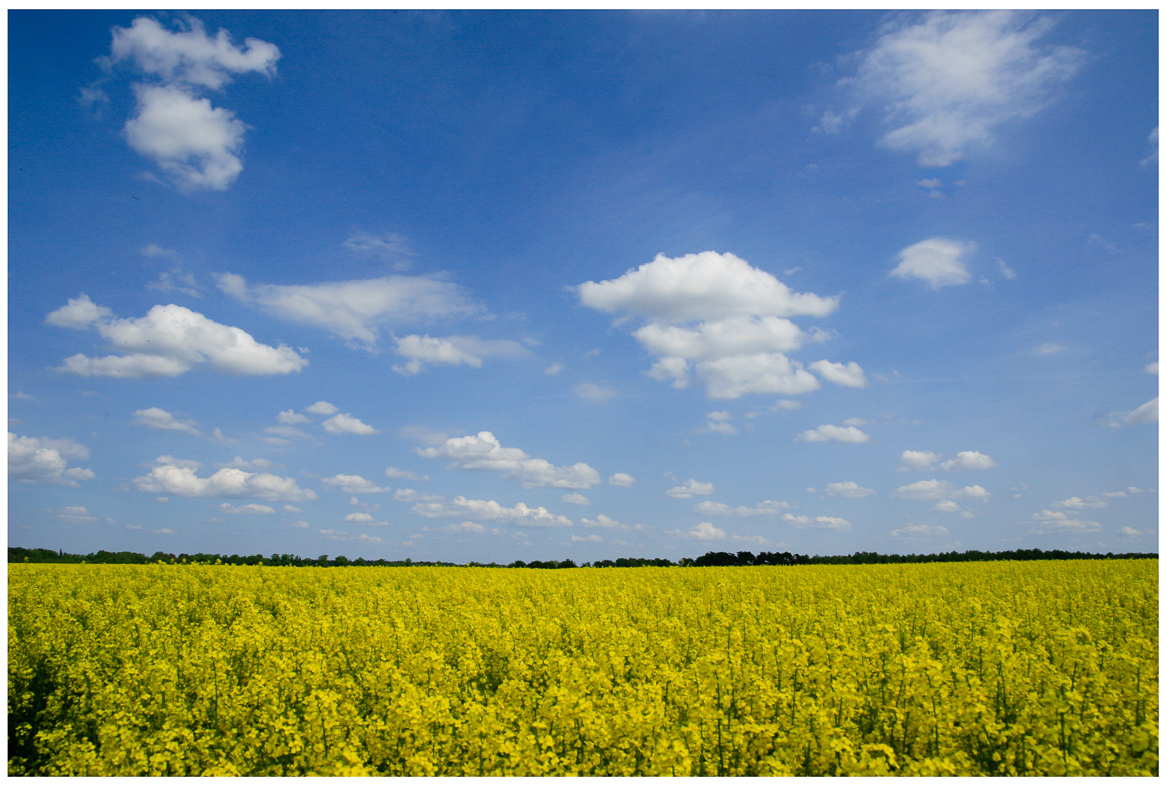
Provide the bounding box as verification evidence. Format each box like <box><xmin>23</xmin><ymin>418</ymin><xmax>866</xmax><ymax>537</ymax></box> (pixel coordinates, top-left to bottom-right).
<box><xmin>132</xmin><ymin>407</ymin><xmax>201</xmax><ymax>435</ymax></box>
<box><xmin>571</xmin><ymin>534</ymin><xmax>602</xmax><ymax>543</ymax></box>
<box><xmin>561</xmin><ymin>492</ymin><xmax>590</xmax><ymax>505</ymax></box>
<box><xmin>1141</xmin><ymin>126</ymin><xmax>1158</xmax><ymax>167</ymax></box>
<box><xmin>305</xmin><ymin>401</ymin><xmax>338</xmax><ymax>415</ymax></box>
<box><xmin>1087</xmin><ymin>234</ymin><xmax>1118</xmax><ymax>254</ymax></box>
<box><xmin>322</xmin><ymin>474</ymin><xmax>391</xmax><ymax>494</ymax></box>
<box><xmin>385</xmin><ymin>466</ymin><xmax>429</xmax><ymax>481</ymax></box>
<box><xmin>889</xmin><ymin>523</ymin><xmax>948</xmax><ymax>539</ymax></box>
<box><xmin>576</xmin><ymin>382</ymin><xmax>616</xmax><ymax>402</ymax></box>
<box><xmin>277</xmin><ymin>409</ymin><xmax>311</xmax><ymax>425</ymax></box>
<box><xmin>219</xmin><ymin>502</ymin><xmax>275</xmax><ymax>515</ymax></box>
<box><xmin>1145</xmin><ymin>361</ymin><xmax>1159</xmax><ymax>375</ymax></box>
<box><xmin>1118</xmin><ymin>526</ymin><xmax>1143</xmax><ymax>539</ymax></box>
<box><xmin>341</xmin><ymin>231</ymin><xmax>414</xmax><ymax>270</ymax></box>
<box><xmin>672</xmin><ymin>521</ymin><xmax>727</xmax><ymax>540</ymax></box>
<box><xmin>54</xmin><ymin>506</ymin><xmax>99</xmax><ymax>524</ymax></box>
<box><xmin>666</xmin><ymin>479</ymin><xmax>714</xmax><ymax>498</ymax></box>
<box><xmin>940</xmin><ymin>451</ymin><xmax>997</xmax><ymax>472</ymax></box>
<box><xmin>609</xmin><ymin>473</ymin><xmax>636</xmax><ymax>487</ymax></box>
<box><xmin>322</xmin><ymin>413</ymin><xmax>379</xmax><ymax>435</ymax></box>
<box><xmin>796</xmin><ymin>424</ymin><xmax>870</xmax><ymax>443</ymax></box>
<box><xmin>996</xmin><ymin>258</ymin><xmax>1017</xmax><ymax>280</ymax></box>
<box><xmin>890</xmin><ymin>238</ymin><xmax>973</xmax><ymax>289</ymax></box>
<box><xmin>581</xmin><ymin>514</ymin><xmax>620</xmax><ymax>529</ymax></box>
<box><xmin>899</xmin><ymin>450</ymin><xmax>938</xmax><ymax>471</ymax></box>
<box><xmin>698</xmin><ymin>410</ymin><xmax>737</xmax><ymax>435</ymax></box>
<box><xmin>1034</xmin><ymin>343</ymin><xmax>1066</xmax><ymax>356</ymax></box>
<box><xmin>824</xmin><ymin>481</ymin><xmax>876</xmax><ymax>498</ymax></box>
<box><xmin>544</xmin><ymin>363</ymin><xmax>562</xmax><ymax>376</ymax></box>
<box><xmin>1028</xmin><ymin>509</ymin><xmax>1100</xmax><ymax>534</ymax></box>
<box><xmin>783</xmin><ymin>513</ymin><xmax>852</xmax><ymax>531</ymax></box>
<box><xmin>932</xmin><ymin>500</ymin><xmax>961</xmax><ymax>513</ymax></box>
<box><xmin>772</xmin><ymin>399</ymin><xmax>801</xmax><ymax>411</ymax></box>
<box><xmin>1104</xmin><ymin>398</ymin><xmax>1158</xmax><ymax>427</ymax></box>
<box><xmin>1053</xmin><ymin>496</ymin><xmax>1107</xmax><ymax>510</ymax></box>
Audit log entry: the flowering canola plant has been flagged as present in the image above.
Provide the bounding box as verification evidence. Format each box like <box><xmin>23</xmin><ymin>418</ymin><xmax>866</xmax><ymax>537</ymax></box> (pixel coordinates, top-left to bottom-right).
<box><xmin>8</xmin><ymin>560</ymin><xmax>1158</xmax><ymax>776</ymax></box>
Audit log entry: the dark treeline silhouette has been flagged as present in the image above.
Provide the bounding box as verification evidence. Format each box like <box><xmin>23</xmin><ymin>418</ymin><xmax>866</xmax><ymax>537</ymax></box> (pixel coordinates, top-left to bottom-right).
<box><xmin>8</xmin><ymin>545</ymin><xmax>1157</xmax><ymax>569</ymax></box>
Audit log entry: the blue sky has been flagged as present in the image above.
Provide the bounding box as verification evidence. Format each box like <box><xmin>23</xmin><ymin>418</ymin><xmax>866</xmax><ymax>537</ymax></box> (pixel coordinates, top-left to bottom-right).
<box><xmin>8</xmin><ymin>10</ymin><xmax>1159</xmax><ymax>562</ymax></box>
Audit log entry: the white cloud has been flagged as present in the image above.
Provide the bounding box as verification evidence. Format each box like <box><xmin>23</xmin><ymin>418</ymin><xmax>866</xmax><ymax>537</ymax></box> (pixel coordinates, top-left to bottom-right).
<box><xmin>219</xmin><ymin>502</ymin><xmax>275</xmax><ymax>515</ymax></box>
<box><xmin>889</xmin><ymin>523</ymin><xmax>949</xmax><ymax>539</ymax></box>
<box><xmin>322</xmin><ymin>474</ymin><xmax>391</xmax><ymax>494</ymax></box>
<box><xmin>410</xmin><ymin>495</ymin><xmax>573</xmax><ymax>527</ymax></box>
<box><xmin>579</xmin><ymin>251</ymin><xmax>838</xmax><ymax>323</ymax></box>
<box><xmin>893</xmin><ymin>479</ymin><xmax>989</xmax><ymax>500</ymax></box>
<box><xmin>572</xmin><ymin>533</ymin><xmax>603</xmax><ymax>543</ymax></box>
<box><xmin>1141</xmin><ymin>126</ymin><xmax>1158</xmax><ymax>167</ymax></box>
<box><xmin>544</xmin><ymin>363</ymin><xmax>562</xmax><ymax>375</ymax></box>
<box><xmin>55</xmin><ymin>506</ymin><xmax>99</xmax><ymax>524</ymax></box>
<box><xmin>698</xmin><ymin>410</ymin><xmax>737</xmax><ymax>435</ymax></box>
<box><xmin>561</xmin><ymin>492</ymin><xmax>590</xmax><ymax>505</ymax></box>
<box><xmin>342</xmin><ymin>231</ymin><xmax>414</xmax><ymax>269</ymax></box>
<box><xmin>666</xmin><ymin>479</ymin><xmax>714</xmax><ymax>498</ymax></box>
<box><xmin>609</xmin><ymin>473</ymin><xmax>636</xmax><ymax>487</ymax></box>
<box><xmin>576</xmin><ymin>382</ymin><xmax>618</xmax><ymax>402</ymax></box>
<box><xmin>796</xmin><ymin>424</ymin><xmax>870</xmax><ymax>443</ymax></box>
<box><xmin>277</xmin><ymin>409</ymin><xmax>311</xmax><ymax>425</ymax></box>
<box><xmin>305</xmin><ymin>401</ymin><xmax>338</xmax><ymax>416</ymax></box>
<box><xmin>890</xmin><ymin>238</ymin><xmax>973</xmax><ymax>289</ymax></box>
<box><xmin>108</xmin><ymin>16</ymin><xmax>279</xmax><ymax>89</ymax></box>
<box><xmin>1028</xmin><ymin>509</ymin><xmax>1101</xmax><ymax>534</ymax></box>
<box><xmin>342</xmin><ymin>512</ymin><xmax>389</xmax><ymax>526</ymax></box>
<box><xmin>385</xmin><ymin>466</ymin><xmax>429</xmax><ymax>481</ymax></box>
<box><xmin>940</xmin><ymin>451</ymin><xmax>997</xmax><ymax>471</ymax></box>
<box><xmin>1053</xmin><ymin>496</ymin><xmax>1107</xmax><ymax>510</ymax></box>
<box><xmin>852</xmin><ymin>11</ymin><xmax>1082</xmax><ymax>166</ymax></box>
<box><xmin>443</xmin><ymin>521</ymin><xmax>488</xmax><ymax>534</ymax></box>
<box><xmin>824</xmin><ymin>481</ymin><xmax>876</xmax><ymax>498</ymax></box>
<box><xmin>44</xmin><ymin>294</ymin><xmax>112</xmax><ymax>329</ymax></box>
<box><xmin>996</xmin><ymin>258</ymin><xmax>1018</xmax><ymax>280</ymax></box>
<box><xmin>124</xmin><ymin>84</ymin><xmax>247</xmax><ymax>192</ymax></box>
<box><xmin>783</xmin><ymin>513</ymin><xmax>852</xmax><ymax>531</ymax></box>
<box><xmin>106</xmin><ymin>16</ymin><xmax>279</xmax><ymax>191</ymax></box>
<box><xmin>577</xmin><ymin>252</ymin><xmax>858</xmax><ymax>401</ymax></box>
<box><xmin>133</xmin><ymin>407</ymin><xmax>201</xmax><ymax>435</ymax></box>
<box><xmin>132</xmin><ymin>458</ymin><xmax>317</xmax><ymax>502</ymax></box>
<box><xmin>393</xmin><ymin>488</ymin><xmax>444</xmax><ymax>504</ymax></box>
<box><xmin>694</xmin><ymin>499</ymin><xmax>790</xmax><ymax>516</ymax></box>
<box><xmin>1118</xmin><ymin>526</ymin><xmax>1144</xmax><ymax>539</ymax></box>
<box><xmin>932</xmin><ymin>500</ymin><xmax>961</xmax><ymax>513</ymax></box>
<box><xmin>417</xmin><ymin>431</ymin><xmax>600</xmax><ymax>489</ymax></box>
<box><xmin>318</xmin><ymin>529</ymin><xmax>383</xmax><ymax>544</ymax></box>
<box><xmin>672</xmin><ymin>521</ymin><xmax>728</xmax><ymax>540</ymax></box>
<box><xmin>809</xmin><ymin>360</ymin><xmax>867</xmax><ymax>388</ymax></box>
<box><xmin>581</xmin><ymin>514</ymin><xmax>620</xmax><ymax>529</ymax></box>
<box><xmin>322</xmin><ymin>413</ymin><xmax>379</xmax><ymax>435</ymax></box>
<box><xmin>1106</xmin><ymin>398</ymin><xmax>1158</xmax><ymax>427</ymax></box>
<box><xmin>1102</xmin><ymin>486</ymin><xmax>1156</xmax><ymax>498</ymax></box>
<box><xmin>772</xmin><ymin>399</ymin><xmax>802</xmax><ymax>411</ymax></box>
<box><xmin>1034</xmin><ymin>342</ymin><xmax>1067</xmax><ymax>355</ymax></box>
<box><xmin>48</xmin><ymin>297</ymin><xmax>306</xmax><ymax>378</ymax></box>
<box><xmin>1145</xmin><ymin>361</ymin><xmax>1158</xmax><ymax>375</ymax></box>
<box><xmin>215</xmin><ymin>273</ymin><xmax>481</xmax><ymax>346</ymax></box>
<box><xmin>392</xmin><ymin>334</ymin><xmax>527</xmax><ymax>375</ymax></box>
<box><xmin>899</xmin><ymin>450</ymin><xmax>939</xmax><ymax>471</ymax></box>
<box><xmin>9</xmin><ymin>433</ymin><xmax>95</xmax><ymax>486</ymax></box>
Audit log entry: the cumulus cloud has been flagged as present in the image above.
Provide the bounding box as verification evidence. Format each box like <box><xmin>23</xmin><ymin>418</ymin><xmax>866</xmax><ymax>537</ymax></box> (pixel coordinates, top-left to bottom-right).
<box><xmin>1105</xmin><ymin>398</ymin><xmax>1158</xmax><ymax>427</ymax></box>
<box><xmin>47</xmin><ymin>296</ymin><xmax>306</xmax><ymax>378</ymax></box>
<box><xmin>671</xmin><ymin>521</ymin><xmax>728</xmax><ymax>541</ymax></box>
<box><xmin>133</xmin><ymin>407</ymin><xmax>201</xmax><ymax>435</ymax></box>
<box><xmin>892</xmin><ymin>479</ymin><xmax>989</xmax><ymax>501</ymax></box>
<box><xmin>220</xmin><ymin>502</ymin><xmax>275</xmax><ymax>515</ymax></box>
<box><xmin>698</xmin><ymin>410</ymin><xmax>738</xmax><ymax>435</ymax></box>
<box><xmin>932</xmin><ymin>500</ymin><xmax>962</xmax><ymax>513</ymax></box>
<box><xmin>940</xmin><ymin>451</ymin><xmax>997</xmax><ymax>471</ymax></box>
<box><xmin>1028</xmin><ymin>509</ymin><xmax>1101</xmax><ymax>534</ymax></box>
<box><xmin>899</xmin><ymin>450</ymin><xmax>937</xmax><ymax>470</ymax></box>
<box><xmin>105</xmin><ymin>16</ymin><xmax>280</xmax><ymax>190</ymax></box>
<box><xmin>322</xmin><ymin>474</ymin><xmax>391</xmax><ymax>494</ymax></box>
<box><xmin>277</xmin><ymin>409</ymin><xmax>311</xmax><ymax>425</ymax></box>
<box><xmin>385</xmin><ymin>466</ymin><xmax>429</xmax><ymax>481</ymax></box>
<box><xmin>783</xmin><ymin>513</ymin><xmax>852</xmax><ymax>531</ymax></box>
<box><xmin>55</xmin><ymin>506</ymin><xmax>99</xmax><ymax>524</ymax></box>
<box><xmin>417</xmin><ymin>431</ymin><xmax>600</xmax><ymax>489</ymax></box>
<box><xmin>1054</xmin><ymin>496</ymin><xmax>1107</xmax><ymax>510</ymax></box>
<box><xmin>561</xmin><ymin>492</ymin><xmax>590</xmax><ymax>505</ymax></box>
<box><xmin>9</xmin><ymin>433</ymin><xmax>95</xmax><ymax>486</ymax></box>
<box><xmin>796</xmin><ymin>424</ymin><xmax>870</xmax><ymax>443</ymax></box>
<box><xmin>392</xmin><ymin>334</ymin><xmax>528</xmax><ymax>375</ymax></box>
<box><xmin>215</xmin><ymin>273</ymin><xmax>482</xmax><ymax>346</ymax></box>
<box><xmin>666</xmin><ymin>479</ymin><xmax>714</xmax><ymax>499</ymax></box>
<box><xmin>305</xmin><ymin>401</ymin><xmax>338</xmax><ymax>415</ymax></box>
<box><xmin>342</xmin><ymin>512</ymin><xmax>389</xmax><ymax>526</ymax></box>
<box><xmin>824</xmin><ymin>481</ymin><xmax>877</xmax><ymax>498</ymax></box>
<box><xmin>576</xmin><ymin>382</ymin><xmax>618</xmax><ymax>402</ymax></box>
<box><xmin>694</xmin><ymin>499</ymin><xmax>790</xmax><ymax>516</ymax></box>
<box><xmin>132</xmin><ymin>456</ymin><xmax>317</xmax><ymax>502</ymax></box>
<box><xmin>581</xmin><ymin>514</ymin><xmax>621</xmax><ymax>529</ymax></box>
<box><xmin>890</xmin><ymin>238</ymin><xmax>973</xmax><ymax>288</ymax></box>
<box><xmin>889</xmin><ymin>523</ymin><xmax>949</xmax><ymax>539</ymax></box>
<box><xmin>850</xmin><ymin>11</ymin><xmax>1082</xmax><ymax>166</ymax></box>
<box><xmin>322</xmin><ymin>413</ymin><xmax>379</xmax><ymax>435</ymax></box>
<box><xmin>808</xmin><ymin>360</ymin><xmax>867</xmax><ymax>388</ymax></box>
<box><xmin>577</xmin><ymin>252</ymin><xmax>860</xmax><ymax>400</ymax></box>
<box><xmin>410</xmin><ymin>495</ymin><xmax>573</xmax><ymax>527</ymax></box>
<box><xmin>609</xmin><ymin>473</ymin><xmax>636</xmax><ymax>487</ymax></box>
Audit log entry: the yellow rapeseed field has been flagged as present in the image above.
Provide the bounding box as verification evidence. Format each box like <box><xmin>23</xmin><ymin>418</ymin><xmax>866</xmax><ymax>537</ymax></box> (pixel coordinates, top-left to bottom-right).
<box><xmin>8</xmin><ymin>560</ymin><xmax>1158</xmax><ymax>776</ymax></box>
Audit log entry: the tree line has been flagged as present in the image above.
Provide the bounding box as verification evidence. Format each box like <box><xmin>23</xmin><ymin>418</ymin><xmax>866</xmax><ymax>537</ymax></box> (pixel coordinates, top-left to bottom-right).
<box><xmin>7</xmin><ymin>545</ymin><xmax>1157</xmax><ymax>569</ymax></box>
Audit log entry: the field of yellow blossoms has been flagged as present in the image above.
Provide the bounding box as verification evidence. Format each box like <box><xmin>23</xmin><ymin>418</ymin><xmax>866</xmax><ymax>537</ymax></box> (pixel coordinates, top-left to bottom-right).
<box><xmin>8</xmin><ymin>560</ymin><xmax>1158</xmax><ymax>776</ymax></box>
